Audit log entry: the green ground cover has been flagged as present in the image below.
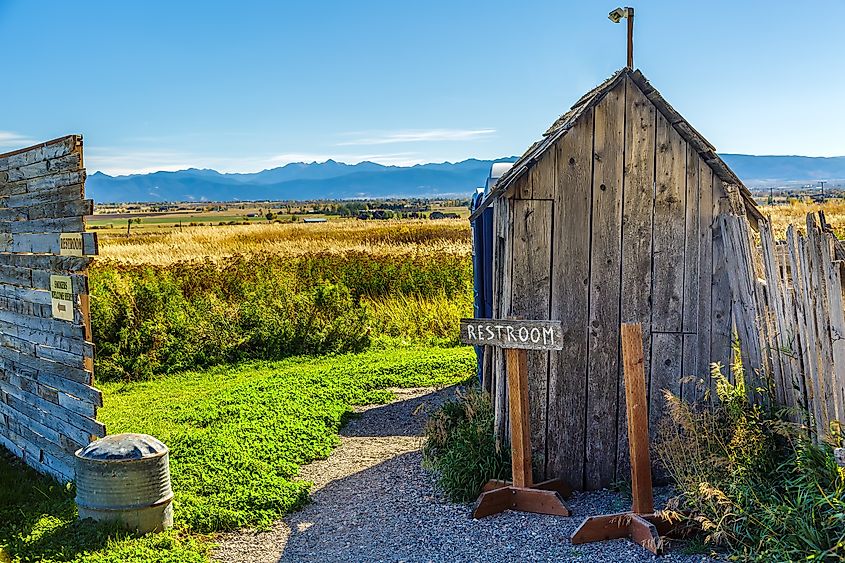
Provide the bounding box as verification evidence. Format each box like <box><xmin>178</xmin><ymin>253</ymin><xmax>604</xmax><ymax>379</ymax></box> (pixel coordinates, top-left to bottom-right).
<box><xmin>0</xmin><ymin>347</ymin><xmax>475</xmax><ymax>563</ymax></box>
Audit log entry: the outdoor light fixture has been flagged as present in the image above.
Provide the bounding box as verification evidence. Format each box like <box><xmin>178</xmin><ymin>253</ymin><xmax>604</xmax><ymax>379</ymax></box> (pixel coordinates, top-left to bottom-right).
<box><xmin>608</xmin><ymin>6</ymin><xmax>635</xmax><ymax>68</ymax></box>
<box><xmin>607</xmin><ymin>7</ymin><xmax>630</xmax><ymax>23</ymax></box>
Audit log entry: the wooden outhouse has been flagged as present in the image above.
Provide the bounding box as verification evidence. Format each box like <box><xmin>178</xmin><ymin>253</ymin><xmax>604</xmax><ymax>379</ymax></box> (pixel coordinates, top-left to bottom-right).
<box><xmin>470</xmin><ymin>67</ymin><xmax>762</xmax><ymax>491</ymax></box>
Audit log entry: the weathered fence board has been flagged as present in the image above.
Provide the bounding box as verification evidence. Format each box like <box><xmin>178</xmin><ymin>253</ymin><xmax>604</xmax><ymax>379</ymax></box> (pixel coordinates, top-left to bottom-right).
<box><xmin>0</xmin><ymin>135</ymin><xmax>101</xmax><ymax>482</ymax></box>
<box><xmin>722</xmin><ymin>212</ymin><xmax>845</xmax><ymax>441</ymax></box>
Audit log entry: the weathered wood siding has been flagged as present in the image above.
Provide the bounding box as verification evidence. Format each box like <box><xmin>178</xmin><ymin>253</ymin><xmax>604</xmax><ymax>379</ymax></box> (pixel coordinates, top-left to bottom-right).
<box><xmin>491</xmin><ymin>77</ymin><xmax>735</xmax><ymax>489</ymax></box>
<box><xmin>0</xmin><ymin>136</ymin><xmax>101</xmax><ymax>482</ymax></box>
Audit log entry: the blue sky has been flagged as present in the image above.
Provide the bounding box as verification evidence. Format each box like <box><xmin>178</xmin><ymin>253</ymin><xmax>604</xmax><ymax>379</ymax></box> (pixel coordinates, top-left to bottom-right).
<box><xmin>1</xmin><ymin>1</ymin><xmax>843</xmax><ymax>175</ymax></box>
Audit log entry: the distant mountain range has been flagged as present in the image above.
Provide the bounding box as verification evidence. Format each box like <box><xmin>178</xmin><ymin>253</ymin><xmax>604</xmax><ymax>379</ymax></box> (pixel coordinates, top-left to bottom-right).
<box><xmin>719</xmin><ymin>155</ymin><xmax>845</xmax><ymax>188</ymax></box>
<box><xmin>86</xmin><ymin>154</ymin><xmax>845</xmax><ymax>203</ymax></box>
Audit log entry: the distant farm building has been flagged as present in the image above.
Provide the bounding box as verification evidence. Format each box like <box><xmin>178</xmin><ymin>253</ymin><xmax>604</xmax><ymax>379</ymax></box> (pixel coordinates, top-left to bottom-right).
<box><xmin>303</xmin><ymin>217</ymin><xmax>328</xmax><ymax>223</ymax></box>
<box><xmin>357</xmin><ymin>209</ymin><xmax>392</xmax><ymax>220</ymax></box>
<box><xmin>429</xmin><ymin>211</ymin><xmax>460</xmax><ymax>220</ymax></box>
<box><xmin>470</xmin><ymin>67</ymin><xmax>761</xmax><ymax>491</ymax></box>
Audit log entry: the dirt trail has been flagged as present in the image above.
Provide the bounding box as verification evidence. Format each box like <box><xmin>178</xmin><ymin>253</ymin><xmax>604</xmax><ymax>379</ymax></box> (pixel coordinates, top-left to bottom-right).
<box><xmin>214</xmin><ymin>386</ymin><xmax>712</xmax><ymax>563</ymax></box>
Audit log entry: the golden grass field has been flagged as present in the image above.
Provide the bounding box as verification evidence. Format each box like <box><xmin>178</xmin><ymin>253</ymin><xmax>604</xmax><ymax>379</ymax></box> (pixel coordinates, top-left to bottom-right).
<box><xmin>99</xmin><ymin>218</ymin><xmax>471</xmax><ymax>264</ymax></box>
<box><xmin>759</xmin><ymin>200</ymin><xmax>845</xmax><ymax>239</ymax></box>
<box><xmin>96</xmin><ymin>200</ymin><xmax>845</xmax><ymax>264</ymax></box>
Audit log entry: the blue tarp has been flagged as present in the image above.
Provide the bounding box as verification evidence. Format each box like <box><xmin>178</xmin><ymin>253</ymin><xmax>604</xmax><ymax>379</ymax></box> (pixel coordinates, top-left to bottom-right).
<box><xmin>470</xmin><ymin>190</ymin><xmax>494</xmax><ymax>386</ymax></box>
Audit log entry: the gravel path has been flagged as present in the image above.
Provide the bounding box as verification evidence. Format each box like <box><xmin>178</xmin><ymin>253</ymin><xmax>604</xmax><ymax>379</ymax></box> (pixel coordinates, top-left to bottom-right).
<box><xmin>215</xmin><ymin>386</ymin><xmax>715</xmax><ymax>563</ymax></box>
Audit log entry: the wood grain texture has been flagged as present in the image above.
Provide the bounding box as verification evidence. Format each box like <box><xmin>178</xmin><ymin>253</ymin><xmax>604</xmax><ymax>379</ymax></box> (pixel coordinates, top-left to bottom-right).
<box><xmin>506</xmin><ymin>348</ymin><xmax>532</xmax><ymax>488</ymax></box>
<box><xmin>710</xmin><ymin>178</ymin><xmax>733</xmax><ymax>376</ymax></box>
<box><xmin>681</xmin><ymin>144</ymin><xmax>702</xmax><ymax>398</ymax></box>
<box><xmin>649</xmin><ymin>332</ymin><xmax>682</xmax><ymax>435</ymax></box>
<box><xmin>502</xmin><ymin>200</ymin><xmax>553</xmax><ymax>479</ymax></box>
<box><xmin>651</xmin><ymin>112</ymin><xmax>687</xmax><ymax>332</ymax></box>
<box><xmin>546</xmin><ymin>107</ymin><xmax>594</xmax><ymax>490</ymax></box>
<box><xmin>529</xmin><ymin>148</ymin><xmax>556</xmax><ymax>200</ymax></box>
<box><xmin>714</xmin><ymin>213</ymin><xmax>845</xmax><ymax>439</ymax></box>
<box><xmin>621</xmin><ymin>323</ymin><xmax>654</xmax><ymax>514</ymax></box>
<box><xmin>585</xmin><ymin>82</ymin><xmax>625</xmax><ymax>490</ymax></box>
<box><xmin>0</xmin><ymin>135</ymin><xmax>100</xmax><ymax>482</ymax></box>
<box><xmin>695</xmin><ymin>162</ymin><xmax>714</xmax><ymax>400</ymax></box>
<box><xmin>492</xmin><ymin>198</ymin><xmax>514</xmax><ymax>443</ymax></box>
<box><xmin>618</xmin><ymin>77</ymin><xmax>655</xmax><ymax>478</ymax></box>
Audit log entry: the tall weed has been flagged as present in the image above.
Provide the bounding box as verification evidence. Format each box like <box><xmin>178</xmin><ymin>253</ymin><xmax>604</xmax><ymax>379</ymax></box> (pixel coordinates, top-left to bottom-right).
<box><xmin>656</xmin><ymin>354</ymin><xmax>845</xmax><ymax>561</ymax></box>
<box><xmin>423</xmin><ymin>388</ymin><xmax>510</xmax><ymax>502</ymax></box>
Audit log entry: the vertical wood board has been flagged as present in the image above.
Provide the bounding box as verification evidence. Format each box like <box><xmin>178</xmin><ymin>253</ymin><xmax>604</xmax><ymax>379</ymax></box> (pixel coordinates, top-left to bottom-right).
<box><xmin>547</xmin><ymin>107</ymin><xmax>595</xmax><ymax>490</ymax></box>
<box><xmin>585</xmin><ymin>82</ymin><xmax>625</xmax><ymax>490</ymax></box>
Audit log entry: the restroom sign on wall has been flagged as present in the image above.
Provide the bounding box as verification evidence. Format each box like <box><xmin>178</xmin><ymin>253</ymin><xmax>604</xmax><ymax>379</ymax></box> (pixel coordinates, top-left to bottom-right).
<box><xmin>60</xmin><ymin>233</ymin><xmax>84</xmax><ymax>256</ymax></box>
<box><xmin>50</xmin><ymin>275</ymin><xmax>74</xmax><ymax>321</ymax></box>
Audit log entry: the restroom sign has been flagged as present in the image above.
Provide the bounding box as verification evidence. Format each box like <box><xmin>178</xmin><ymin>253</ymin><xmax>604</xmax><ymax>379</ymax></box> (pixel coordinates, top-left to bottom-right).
<box><xmin>50</xmin><ymin>275</ymin><xmax>74</xmax><ymax>321</ymax></box>
<box><xmin>460</xmin><ymin>318</ymin><xmax>564</xmax><ymax>351</ymax></box>
<box><xmin>60</xmin><ymin>233</ymin><xmax>84</xmax><ymax>256</ymax></box>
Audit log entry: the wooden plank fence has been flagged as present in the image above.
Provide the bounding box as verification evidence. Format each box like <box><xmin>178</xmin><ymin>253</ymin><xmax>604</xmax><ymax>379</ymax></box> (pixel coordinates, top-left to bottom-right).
<box><xmin>0</xmin><ymin>135</ymin><xmax>102</xmax><ymax>482</ymax></box>
<box><xmin>721</xmin><ymin>212</ymin><xmax>845</xmax><ymax>441</ymax></box>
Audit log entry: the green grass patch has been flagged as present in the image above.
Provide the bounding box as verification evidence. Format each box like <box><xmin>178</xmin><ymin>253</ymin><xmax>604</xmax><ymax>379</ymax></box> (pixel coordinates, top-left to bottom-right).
<box><xmin>0</xmin><ymin>450</ymin><xmax>210</xmax><ymax>563</ymax></box>
<box><xmin>0</xmin><ymin>346</ymin><xmax>475</xmax><ymax>562</ymax></box>
<box><xmin>99</xmin><ymin>347</ymin><xmax>475</xmax><ymax>532</ymax></box>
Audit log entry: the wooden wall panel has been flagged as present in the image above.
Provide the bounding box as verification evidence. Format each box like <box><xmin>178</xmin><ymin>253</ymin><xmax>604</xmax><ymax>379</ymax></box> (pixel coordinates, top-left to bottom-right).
<box><xmin>585</xmin><ymin>83</ymin><xmax>625</xmax><ymax>490</ymax></box>
<box><xmin>514</xmin><ymin>170</ymin><xmax>532</xmax><ymax>200</ymax></box>
<box><xmin>509</xmin><ymin>199</ymin><xmax>553</xmax><ymax>480</ymax></box>
<box><xmin>651</xmin><ymin>113</ymin><xmax>687</xmax><ymax>333</ymax></box>
<box><xmin>547</xmin><ymin>107</ymin><xmax>594</xmax><ymax>489</ymax></box>
<box><xmin>696</xmin><ymin>162</ymin><xmax>715</xmax><ymax>398</ymax></box>
<box><xmin>618</xmin><ymin>77</ymin><xmax>655</xmax><ymax>478</ymax></box>
<box><xmin>529</xmin><ymin>148</ymin><xmax>556</xmax><ymax>200</ymax></box>
<box><xmin>711</xmin><ymin>178</ymin><xmax>733</xmax><ymax>376</ymax></box>
<box><xmin>680</xmin><ymin>143</ymin><xmax>701</xmax><ymax>401</ymax></box>
<box><xmin>650</xmin><ymin>332</ymin><xmax>683</xmax><ymax>433</ymax></box>
<box><xmin>0</xmin><ymin>136</ymin><xmax>101</xmax><ymax>483</ymax></box>
<box><xmin>493</xmin><ymin>79</ymin><xmax>746</xmax><ymax>491</ymax></box>
<box><xmin>492</xmin><ymin>197</ymin><xmax>513</xmax><ymax>441</ymax></box>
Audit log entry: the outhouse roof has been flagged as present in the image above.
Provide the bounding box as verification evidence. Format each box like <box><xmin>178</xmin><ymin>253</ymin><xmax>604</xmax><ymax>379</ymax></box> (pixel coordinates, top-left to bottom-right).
<box><xmin>471</xmin><ymin>67</ymin><xmax>762</xmax><ymax>222</ymax></box>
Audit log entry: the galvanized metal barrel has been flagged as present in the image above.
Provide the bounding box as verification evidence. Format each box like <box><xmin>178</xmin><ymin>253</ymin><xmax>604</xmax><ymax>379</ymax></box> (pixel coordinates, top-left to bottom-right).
<box><xmin>75</xmin><ymin>433</ymin><xmax>173</xmax><ymax>533</ymax></box>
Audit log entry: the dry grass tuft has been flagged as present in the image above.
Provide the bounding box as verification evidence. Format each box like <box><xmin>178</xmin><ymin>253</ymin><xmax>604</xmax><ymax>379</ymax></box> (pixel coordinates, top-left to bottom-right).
<box><xmin>760</xmin><ymin>199</ymin><xmax>845</xmax><ymax>239</ymax></box>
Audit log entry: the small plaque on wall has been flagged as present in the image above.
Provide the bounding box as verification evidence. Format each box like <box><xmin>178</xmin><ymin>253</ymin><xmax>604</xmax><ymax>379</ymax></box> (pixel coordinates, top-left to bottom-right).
<box><xmin>50</xmin><ymin>275</ymin><xmax>74</xmax><ymax>321</ymax></box>
<box><xmin>60</xmin><ymin>233</ymin><xmax>84</xmax><ymax>256</ymax></box>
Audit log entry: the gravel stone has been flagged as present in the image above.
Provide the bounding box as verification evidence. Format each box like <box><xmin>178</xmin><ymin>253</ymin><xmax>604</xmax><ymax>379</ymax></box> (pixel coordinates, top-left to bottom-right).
<box><xmin>215</xmin><ymin>386</ymin><xmax>717</xmax><ymax>563</ymax></box>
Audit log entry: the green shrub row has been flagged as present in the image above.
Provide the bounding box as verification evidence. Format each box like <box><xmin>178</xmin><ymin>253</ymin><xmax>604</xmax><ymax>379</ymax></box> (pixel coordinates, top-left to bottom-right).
<box><xmin>90</xmin><ymin>253</ymin><xmax>472</xmax><ymax>381</ymax></box>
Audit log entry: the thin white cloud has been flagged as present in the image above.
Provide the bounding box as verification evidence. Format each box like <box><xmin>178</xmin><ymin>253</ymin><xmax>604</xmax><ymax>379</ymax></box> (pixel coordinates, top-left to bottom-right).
<box><xmin>0</xmin><ymin>131</ymin><xmax>36</xmax><ymax>149</ymax></box>
<box><xmin>337</xmin><ymin>128</ymin><xmax>496</xmax><ymax>146</ymax></box>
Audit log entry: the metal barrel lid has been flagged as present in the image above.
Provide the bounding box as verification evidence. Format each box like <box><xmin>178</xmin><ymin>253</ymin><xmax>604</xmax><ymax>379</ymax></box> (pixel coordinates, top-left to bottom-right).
<box><xmin>76</xmin><ymin>433</ymin><xmax>169</xmax><ymax>462</ymax></box>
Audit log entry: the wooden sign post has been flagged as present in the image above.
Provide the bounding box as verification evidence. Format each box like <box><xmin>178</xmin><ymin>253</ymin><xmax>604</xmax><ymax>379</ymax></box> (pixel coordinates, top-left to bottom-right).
<box><xmin>571</xmin><ymin>323</ymin><xmax>680</xmax><ymax>554</ymax></box>
<box><xmin>460</xmin><ymin>318</ymin><xmax>571</xmax><ymax>518</ymax></box>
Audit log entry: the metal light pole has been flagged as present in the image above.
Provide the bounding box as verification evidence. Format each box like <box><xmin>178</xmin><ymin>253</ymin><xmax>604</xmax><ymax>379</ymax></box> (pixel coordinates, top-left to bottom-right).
<box><xmin>609</xmin><ymin>7</ymin><xmax>635</xmax><ymax>68</ymax></box>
